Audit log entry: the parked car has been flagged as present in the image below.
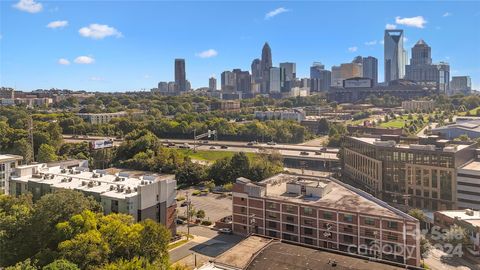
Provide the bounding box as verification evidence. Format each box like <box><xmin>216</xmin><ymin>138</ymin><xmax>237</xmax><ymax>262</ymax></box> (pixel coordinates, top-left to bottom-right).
<box><xmin>202</xmin><ymin>140</ymin><xmax>209</xmax><ymax>143</ymax></box>
<box><xmin>220</xmin><ymin>145</ymin><xmax>228</xmax><ymax>149</ymax></box>
<box><xmin>267</xmin><ymin>141</ymin><xmax>276</xmax><ymax>145</ymax></box>
<box><xmin>176</xmin><ymin>219</ymin><xmax>185</xmax><ymax>225</ymax></box>
<box><xmin>320</xmin><ymin>147</ymin><xmax>327</xmax><ymax>152</ymax></box>
<box><xmin>300</xmin><ymin>151</ymin><xmax>309</xmax><ymax>155</ymax></box>
<box><xmin>218</xmin><ymin>228</ymin><xmax>232</xmax><ymax>234</ymax></box>
<box><xmin>247</xmin><ymin>142</ymin><xmax>254</xmax><ymax>146</ymax></box>
<box><xmin>209</xmin><ymin>146</ymin><xmax>216</xmax><ymax>149</ymax></box>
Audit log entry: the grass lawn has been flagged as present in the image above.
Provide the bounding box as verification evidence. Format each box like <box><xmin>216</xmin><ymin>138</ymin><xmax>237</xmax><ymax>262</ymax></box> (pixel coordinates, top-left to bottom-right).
<box><xmin>178</xmin><ymin>149</ymin><xmax>256</xmax><ymax>161</ymax></box>
<box><xmin>458</xmin><ymin>106</ymin><xmax>480</xmax><ymax>116</ymax></box>
<box><xmin>379</xmin><ymin>120</ymin><xmax>406</xmax><ymax>128</ymax></box>
<box><xmin>168</xmin><ymin>238</ymin><xmax>190</xmax><ymax>250</ymax></box>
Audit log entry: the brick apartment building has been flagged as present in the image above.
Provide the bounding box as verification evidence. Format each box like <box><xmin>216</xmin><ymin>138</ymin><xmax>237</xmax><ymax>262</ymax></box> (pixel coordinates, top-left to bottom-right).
<box><xmin>232</xmin><ymin>173</ymin><xmax>421</xmax><ymax>267</ymax></box>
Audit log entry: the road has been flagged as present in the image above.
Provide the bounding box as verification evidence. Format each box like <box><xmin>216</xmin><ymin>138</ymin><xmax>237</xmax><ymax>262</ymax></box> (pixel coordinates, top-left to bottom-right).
<box><xmin>62</xmin><ymin>135</ymin><xmax>339</xmax><ymax>161</ymax></box>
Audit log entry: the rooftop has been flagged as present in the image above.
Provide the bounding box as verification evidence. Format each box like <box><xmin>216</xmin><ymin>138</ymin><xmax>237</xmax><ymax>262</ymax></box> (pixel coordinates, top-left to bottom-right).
<box><xmin>437</xmin><ymin>210</ymin><xmax>480</xmax><ymax>228</ymax></box>
<box><xmin>460</xmin><ymin>160</ymin><xmax>480</xmax><ymax>171</ymax></box>
<box><xmin>245</xmin><ymin>174</ymin><xmax>415</xmax><ymax>220</ymax></box>
<box><xmin>0</xmin><ymin>154</ymin><xmax>23</xmax><ymax>163</ymax></box>
<box><xmin>204</xmin><ymin>235</ymin><xmax>404</xmax><ymax>270</ymax></box>
<box><xmin>350</xmin><ymin>136</ymin><xmax>471</xmax><ymax>152</ymax></box>
<box><xmin>11</xmin><ymin>163</ymin><xmax>175</xmax><ymax>199</ymax></box>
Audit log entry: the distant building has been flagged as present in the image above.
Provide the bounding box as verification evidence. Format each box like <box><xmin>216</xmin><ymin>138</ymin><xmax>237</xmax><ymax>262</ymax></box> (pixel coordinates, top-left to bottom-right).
<box><xmin>361</xmin><ymin>56</ymin><xmax>379</xmax><ymax>85</ymax></box>
<box><xmin>431</xmin><ymin>121</ymin><xmax>480</xmax><ymax>140</ymax></box>
<box><xmin>343</xmin><ymin>135</ymin><xmax>477</xmax><ymax>210</ymax></box>
<box><xmin>233</xmin><ymin>69</ymin><xmax>251</xmax><ymax>93</ymax></box>
<box><xmin>10</xmin><ymin>163</ymin><xmax>177</xmax><ymax>234</ymax></box>
<box><xmin>280</xmin><ymin>62</ymin><xmax>296</xmax><ymax>91</ymax></box>
<box><xmin>405</xmin><ymin>40</ymin><xmax>450</xmax><ymax>94</ymax></box>
<box><xmin>0</xmin><ymin>154</ymin><xmax>23</xmax><ymax>195</ymax></box>
<box><xmin>269</xmin><ymin>67</ymin><xmax>281</xmax><ymax>93</ymax></box>
<box><xmin>77</xmin><ymin>111</ymin><xmax>142</xmax><ymax>125</ymax></box>
<box><xmin>401</xmin><ymin>100</ymin><xmax>435</xmax><ymax>112</ymax></box>
<box><xmin>328</xmin><ymin>78</ymin><xmax>436</xmax><ymax>104</ymax></box>
<box><xmin>211</xmin><ymin>100</ymin><xmax>241</xmax><ymax>111</ymax></box>
<box><xmin>434</xmin><ymin>209</ymin><xmax>480</xmax><ymax>255</ymax></box>
<box><xmin>450</xmin><ymin>76</ymin><xmax>472</xmax><ymax>95</ymax></box>
<box><xmin>209</xmin><ymin>77</ymin><xmax>217</xmax><ymax>91</ymax></box>
<box><xmin>331</xmin><ymin>63</ymin><xmax>362</xmax><ymax>87</ymax></box>
<box><xmin>232</xmin><ymin>174</ymin><xmax>421</xmax><ymax>267</ymax></box>
<box><xmin>261</xmin><ymin>43</ymin><xmax>272</xmax><ymax>93</ymax></box>
<box><xmin>0</xmin><ymin>88</ymin><xmax>14</xmax><ymax>99</ymax></box>
<box><xmin>174</xmin><ymin>59</ymin><xmax>187</xmax><ymax>92</ymax></box>
<box><xmin>158</xmin><ymin>82</ymin><xmax>168</xmax><ymax>92</ymax></box>
<box><xmin>384</xmin><ymin>29</ymin><xmax>407</xmax><ymax>82</ymax></box>
<box><xmin>456</xmin><ymin>161</ymin><xmax>480</xmax><ymax>210</ymax></box>
<box><xmin>251</xmin><ymin>58</ymin><xmax>262</xmax><ymax>84</ymax></box>
<box><xmin>221</xmin><ymin>71</ymin><xmax>236</xmax><ymax>92</ymax></box>
<box><xmin>310</xmin><ymin>62</ymin><xmax>331</xmax><ymax>92</ymax></box>
<box><xmin>254</xmin><ymin>109</ymin><xmax>305</xmax><ymax>122</ymax></box>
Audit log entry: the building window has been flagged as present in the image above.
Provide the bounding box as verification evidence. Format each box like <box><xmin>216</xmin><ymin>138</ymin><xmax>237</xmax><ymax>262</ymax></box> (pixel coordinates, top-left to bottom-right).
<box><xmin>365</xmin><ymin>229</ymin><xmax>375</xmax><ymax>238</ymax></box>
<box><xmin>387</xmin><ymin>221</ymin><xmax>398</xmax><ymax>229</ymax></box>
<box><xmin>303</xmin><ymin>207</ymin><xmax>314</xmax><ymax>215</ymax></box>
<box><xmin>304</xmin><ymin>227</ymin><xmax>313</xmax><ymax>235</ymax></box>
<box><xmin>267</xmin><ymin>202</ymin><xmax>276</xmax><ymax>209</ymax></box>
<box><xmin>286</xmin><ymin>224</ymin><xmax>295</xmax><ymax>232</ymax></box>
<box><xmin>286</xmin><ymin>215</ymin><xmax>295</xmax><ymax>223</ymax></box>
<box><xmin>241</xmin><ymin>207</ymin><xmax>246</xmax><ymax>213</ymax></box>
<box><xmin>343</xmin><ymin>235</ymin><xmax>354</xmax><ymax>244</ymax></box>
<box><xmin>267</xmin><ymin>212</ymin><xmax>278</xmax><ymax>219</ymax></box>
<box><xmin>304</xmin><ymin>237</ymin><xmax>314</xmax><ymax>245</ymax></box>
<box><xmin>343</xmin><ymin>214</ymin><xmax>354</xmax><ymax>223</ymax></box>
<box><xmin>387</xmin><ymin>233</ymin><xmax>399</xmax><ymax>241</ymax></box>
<box><xmin>285</xmin><ymin>205</ymin><xmax>295</xmax><ymax>213</ymax></box>
<box><xmin>304</xmin><ymin>219</ymin><xmax>315</xmax><ymax>226</ymax></box>
<box><xmin>241</xmin><ymin>197</ymin><xmax>245</xmax><ymax>201</ymax></box>
<box><xmin>323</xmin><ymin>212</ymin><xmax>333</xmax><ymax>220</ymax></box>
<box><xmin>268</xmin><ymin>230</ymin><xmax>277</xmax><ymax>237</ymax></box>
<box><xmin>268</xmin><ymin>221</ymin><xmax>277</xmax><ymax>228</ymax></box>
<box><xmin>364</xmin><ymin>217</ymin><xmax>375</xmax><ymax>226</ymax></box>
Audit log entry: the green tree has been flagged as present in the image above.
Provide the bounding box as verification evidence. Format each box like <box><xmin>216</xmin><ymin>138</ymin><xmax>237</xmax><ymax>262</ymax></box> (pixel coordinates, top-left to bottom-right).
<box><xmin>58</xmin><ymin>230</ymin><xmax>110</xmax><ymax>269</ymax></box>
<box><xmin>12</xmin><ymin>138</ymin><xmax>34</xmax><ymax>164</ymax></box>
<box><xmin>37</xmin><ymin>144</ymin><xmax>58</xmax><ymax>163</ymax></box>
<box><xmin>97</xmin><ymin>257</ymin><xmax>159</xmax><ymax>270</ymax></box>
<box><xmin>5</xmin><ymin>259</ymin><xmax>37</xmax><ymax>270</ymax></box>
<box><xmin>196</xmin><ymin>210</ymin><xmax>206</xmax><ymax>219</ymax></box>
<box><xmin>42</xmin><ymin>259</ymin><xmax>79</xmax><ymax>270</ymax></box>
<box><xmin>138</xmin><ymin>220</ymin><xmax>170</xmax><ymax>264</ymax></box>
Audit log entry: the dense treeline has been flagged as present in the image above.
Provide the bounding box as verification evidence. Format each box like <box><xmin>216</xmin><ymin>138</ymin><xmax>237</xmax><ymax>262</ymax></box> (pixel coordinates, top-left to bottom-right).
<box><xmin>0</xmin><ymin>190</ymin><xmax>178</xmax><ymax>270</ymax></box>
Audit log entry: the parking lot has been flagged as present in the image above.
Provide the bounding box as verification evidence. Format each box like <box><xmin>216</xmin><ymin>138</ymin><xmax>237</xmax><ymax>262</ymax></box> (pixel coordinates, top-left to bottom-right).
<box><xmin>176</xmin><ymin>188</ymin><xmax>232</xmax><ymax>223</ymax></box>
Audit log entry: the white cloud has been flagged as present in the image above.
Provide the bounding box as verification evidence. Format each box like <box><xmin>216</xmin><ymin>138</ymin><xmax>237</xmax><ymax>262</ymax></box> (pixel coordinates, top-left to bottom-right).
<box><xmin>386</xmin><ymin>24</ymin><xmax>397</xmax><ymax>30</ymax></box>
<box><xmin>395</xmin><ymin>16</ymin><xmax>427</xmax><ymax>28</ymax></box>
<box><xmin>380</xmin><ymin>40</ymin><xmax>385</xmax><ymax>45</ymax></box>
<box><xmin>79</xmin><ymin>24</ymin><xmax>122</xmax><ymax>39</ymax></box>
<box><xmin>47</xmin><ymin>20</ymin><xmax>68</xmax><ymax>29</ymax></box>
<box><xmin>74</xmin><ymin>56</ymin><xmax>95</xmax><ymax>64</ymax></box>
<box><xmin>348</xmin><ymin>46</ymin><xmax>358</xmax><ymax>52</ymax></box>
<box><xmin>90</xmin><ymin>76</ymin><xmax>104</xmax><ymax>81</ymax></box>
<box><xmin>364</xmin><ymin>40</ymin><xmax>377</xmax><ymax>46</ymax></box>
<box><xmin>196</xmin><ymin>49</ymin><xmax>218</xmax><ymax>58</ymax></box>
<box><xmin>143</xmin><ymin>74</ymin><xmax>151</xmax><ymax>79</ymax></box>
<box><xmin>58</xmin><ymin>58</ymin><xmax>70</xmax><ymax>65</ymax></box>
<box><xmin>443</xmin><ymin>12</ymin><xmax>452</xmax><ymax>17</ymax></box>
<box><xmin>265</xmin><ymin>7</ymin><xmax>289</xmax><ymax>20</ymax></box>
<box><xmin>13</xmin><ymin>0</ymin><xmax>42</xmax><ymax>13</ymax></box>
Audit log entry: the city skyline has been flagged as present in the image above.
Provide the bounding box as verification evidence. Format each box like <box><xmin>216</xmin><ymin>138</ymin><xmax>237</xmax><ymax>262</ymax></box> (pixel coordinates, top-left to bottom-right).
<box><xmin>1</xmin><ymin>0</ymin><xmax>479</xmax><ymax>91</ymax></box>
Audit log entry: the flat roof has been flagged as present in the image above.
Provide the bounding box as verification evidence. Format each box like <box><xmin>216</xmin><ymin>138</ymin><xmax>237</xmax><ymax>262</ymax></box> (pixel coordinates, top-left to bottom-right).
<box><xmin>350</xmin><ymin>136</ymin><xmax>470</xmax><ymax>152</ymax></box>
<box><xmin>246</xmin><ymin>238</ymin><xmax>403</xmax><ymax>270</ymax></box>
<box><xmin>214</xmin><ymin>236</ymin><xmax>272</xmax><ymax>269</ymax></box>
<box><xmin>438</xmin><ymin>210</ymin><xmax>480</xmax><ymax>222</ymax></box>
<box><xmin>0</xmin><ymin>154</ymin><xmax>23</xmax><ymax>162</ymax></box>
<box><xmin>460</xmin><ymin>160</ymin><xmax>480</xmax><ymax>171</ymax></box>
<box><xmin>255</xmin><ymin>174</ymin><xmax>414</xmax><ymax>220</ymax></box>
<box><xmin>11</xmin><ymin>164</ymin><xmax>175</xmax><ymax>199</ymax></box>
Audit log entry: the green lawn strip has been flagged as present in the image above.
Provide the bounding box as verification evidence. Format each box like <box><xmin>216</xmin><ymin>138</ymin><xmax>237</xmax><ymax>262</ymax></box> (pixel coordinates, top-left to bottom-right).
<box><xmin>178</xmin><ymin>149</ymin><xmax>256</xmax><ymax>161</ymax></box>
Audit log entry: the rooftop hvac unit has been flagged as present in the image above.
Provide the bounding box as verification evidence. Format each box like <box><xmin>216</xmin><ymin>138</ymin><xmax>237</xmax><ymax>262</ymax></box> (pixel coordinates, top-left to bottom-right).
<box><xmin>110</xmin><ymin>185</ymin><xmax>114</xmax><ymax>191</ymax></box>
<box><xmin>82</xmin><ymin>181</ymin><xmax>87</xmax><ymax>186</ymax></box>
<box><xmin>465</xmin><ymin>209</ymin><xmax>474</xmax><ymax>216</ymax></box>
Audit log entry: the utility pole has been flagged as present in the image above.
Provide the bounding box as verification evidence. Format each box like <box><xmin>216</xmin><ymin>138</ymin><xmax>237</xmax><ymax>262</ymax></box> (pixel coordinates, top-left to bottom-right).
<box><xmin>185</xmin><ymin>191</ymin><xmax>191</xmax><ymax>240</ymax></box>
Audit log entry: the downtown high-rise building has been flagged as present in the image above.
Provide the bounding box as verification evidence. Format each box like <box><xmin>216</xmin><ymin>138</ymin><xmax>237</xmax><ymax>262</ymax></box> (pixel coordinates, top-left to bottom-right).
<box><xmin>209</xmin><ymin>77</ymin><xmax>217</xmax><ymax>91</ymax></box>
<box><xmin>269</xmin><ymin>67</ymin><xmax>281</xmax><ymax>93</ymax></box>
<box><xmin>251</xmin><ymin>58</ymin><xmax>262</xmax><ymax>83</ymax></box>
<box><xmin>221</xmin><ymin>71</ymin><xmax>236</xmax><ymax>92</ymax></box>
<box><xmin>174</xmin><ymin>58</ymin><xmax>187</xmax><ymax>92</ymax></box>
<box><xmin>310</xmin><ymin>62</ymin><xmax>331</xmax><ymax>92</ymax></box>
<box><xmin>331</xmin><ymin>63</ymin><xmax>363</xmax><ymax>87</ymax></box>
<box><xmin>261</xmin><ymin>42</ymin><xmax>272</xmax><ymax>92</ymax></box>
<box><xmin>384</xmin><ymin>29</ymin><xmax>407</xmax><ymax>83</ymax></box>
<box><xmin>450</xmin><ymin>76</ymin><xmax>472</xmax><ymax>94</ymax></box>
<box><xmin>233</xmin><ymin>69</ymin><xmax>252</xmax><ymax>93</ymax></box>
<box><xmin>352</xmin><ymin>56</ymin><xmax>378</xmax><ymax>85</ymax></box>
<box><xmin>280</xmin><ymin>62</ymin><xmax>296</xmax><ymax>92</ymax></box>
<box><xmin>405</xmin><ymin>40</ymin><xmax>450</xmax><ymax>93</ymax></box>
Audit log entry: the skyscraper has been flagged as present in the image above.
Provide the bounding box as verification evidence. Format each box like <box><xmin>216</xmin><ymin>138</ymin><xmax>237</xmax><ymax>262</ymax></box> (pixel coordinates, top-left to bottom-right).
<box><xmin>261</xmin><ymin>42</ymin><xmax>272</xmax><ymax>92</ymax></box>
<box><xmin>269</xmin><ymin>67</ymin><xmax>281</xmax><ymax>93</ymax></box>
<box><xmin>209</xmin><ymin>77</ymin><xmax>217</xmax><ymax>91</ymax></box>
<box><xmin>405</xmin><ymin>40</ymin><xmax>450</xmax><ymax>93</ymax></box>
<box><xmin>310</xmin><ymin>62</ymin><xmax>331</xmax><ymax>92</ymax></box>
<box><xmin>280</xmin><ymin>62</ymin><xmax>296</xmax><ymax>92</ymax></box>
<box><xmin>233</xmin><ymin>69</ymin><xmax>252</xmax><ymax>93</ymax></box>
<box><xmin>451</xmin><ymin>76</ymin><xmax>472</xmax><ymax>94</ymax></box>
<box><xmin>361</xmin><ymin>56</ymin><xmax>378</xmax><ymax>85</ymax></box>
<box><xmin>384</xmin><ymin>29</ymin><xmax>406</xmax><ymax>83</ymax></box>
<box><xmin>331</xmin><ymin>63</ymin><xmax>362</xmax><ymax>87</ymax></box>
<box><xmin>221</xmin><ymin>71</ymin><xmax>236</xmax><ymax>92</ymax></box>
<box><xmin>251</xmin><ymin>58</ymin><xmax>262</xmax><ymax>83</ymax></box>
<box><xmin>174</xmin><ymin>59</ymin><xmax>187</xmax><ymax>92</ymax></box>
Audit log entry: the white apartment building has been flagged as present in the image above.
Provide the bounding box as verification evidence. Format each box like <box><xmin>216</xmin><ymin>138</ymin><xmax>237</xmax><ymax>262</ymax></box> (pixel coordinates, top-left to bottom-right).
<box><xmin>10</xmin><ymin>162</ymin><xmax>177</xmax><ymax>233</ymax></box>
<box><xmin>254</xmin><ymin>109</ymin><xmax>306</xmax><ymax>122</ymax></box>
<box><xmin>0</xmin><ymin>154</ymin><xmax>23</xmax><ymax>194</ymax></box>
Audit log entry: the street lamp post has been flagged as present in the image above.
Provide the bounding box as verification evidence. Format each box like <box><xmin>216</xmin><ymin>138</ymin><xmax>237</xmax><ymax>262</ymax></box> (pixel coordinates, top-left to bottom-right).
<box><xmin>185</xmin><ymin>191</ymin><xmax>191</xmax><ymax>240</ymax></box>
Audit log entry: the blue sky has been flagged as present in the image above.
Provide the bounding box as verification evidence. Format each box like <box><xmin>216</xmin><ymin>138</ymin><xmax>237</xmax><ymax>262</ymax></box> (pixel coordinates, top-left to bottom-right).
<box><xmin>1</xmin><ymin>0</ymin><xmax>480</xmax><ymax>92</ymax></box>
